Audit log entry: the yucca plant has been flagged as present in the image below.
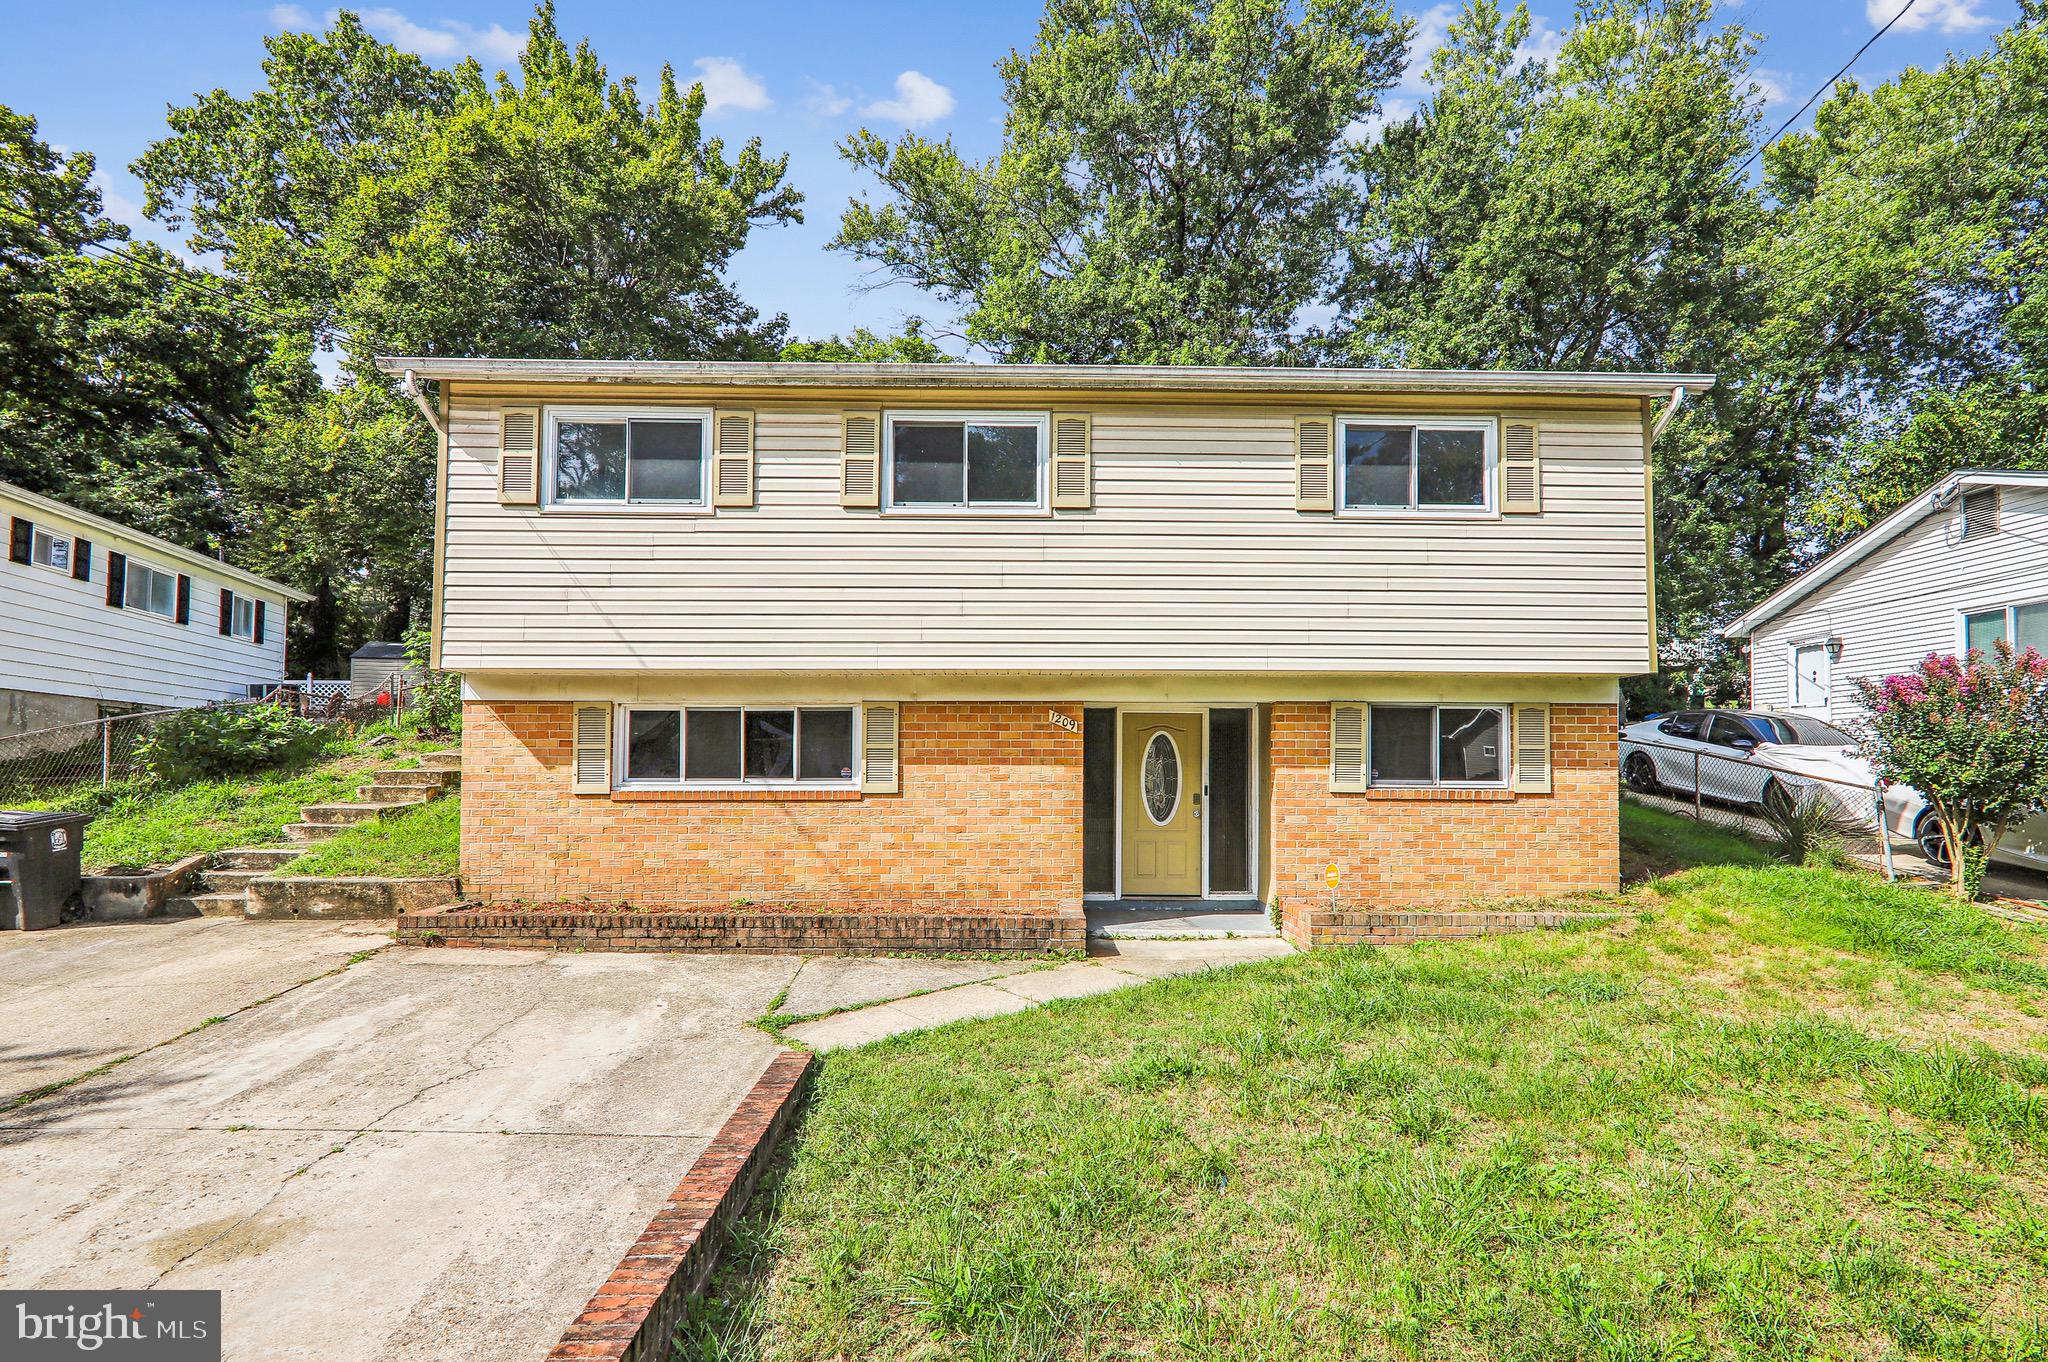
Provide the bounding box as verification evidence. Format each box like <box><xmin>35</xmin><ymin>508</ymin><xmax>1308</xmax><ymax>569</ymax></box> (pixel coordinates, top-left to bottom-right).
<box><xmin>1758</xmin><ymin>788</ymin><xmax>1872</xmax><ymax>869</ymax></box>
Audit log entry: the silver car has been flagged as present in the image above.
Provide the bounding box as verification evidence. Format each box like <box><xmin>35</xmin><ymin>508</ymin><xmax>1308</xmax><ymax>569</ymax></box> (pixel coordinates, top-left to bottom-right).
<box><xmin>1881</xmin><ymin>786</ymin><xmax>2048</xmax><ymax>873</ymax></box>
<box><xmin>1620</xmin><ymin>710</ymin><xmax>1878</xmax><ymax>821</ymax></box>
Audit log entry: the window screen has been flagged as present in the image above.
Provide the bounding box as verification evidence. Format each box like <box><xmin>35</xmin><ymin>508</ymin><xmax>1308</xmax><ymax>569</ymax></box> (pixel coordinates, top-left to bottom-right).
<box><xmin>1208</xmin><ymin>708</ymin><xmax>1251</xmax><ymax>895</ymax></box>
<box><xmin>890</xmin><ymin>419</ymin><xmax>1042</xmax><ymax>507</ymax></box>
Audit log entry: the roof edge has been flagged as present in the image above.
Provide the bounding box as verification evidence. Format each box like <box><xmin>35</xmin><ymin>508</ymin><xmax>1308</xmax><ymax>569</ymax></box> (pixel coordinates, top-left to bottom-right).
<box><xmin>374</xmin><ymin>356</ymin><xmax>1714</xmax><ymax>399</ymax></box>
<box><xmin>0</xmin><ymin>480</ymin><xmax>314</xmax><ymax>604</ymax></box>
<box><xmin>1723</xmin><ymin>469</ymin><xmax>2048</xmax><ymax>639</ymax></box>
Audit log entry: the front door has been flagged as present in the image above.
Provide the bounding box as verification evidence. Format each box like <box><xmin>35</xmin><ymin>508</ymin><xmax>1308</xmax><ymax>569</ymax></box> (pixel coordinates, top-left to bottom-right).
<box><xmin>1121</xmin><ymin>712</ymin><xmax>1203</xmax><ymax>896</ymax></box>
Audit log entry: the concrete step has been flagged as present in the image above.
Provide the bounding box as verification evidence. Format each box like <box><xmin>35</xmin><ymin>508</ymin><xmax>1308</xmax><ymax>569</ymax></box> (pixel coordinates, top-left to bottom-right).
<box><xmin>417</xmin><ymin>751</ymin><xmax>461</xmax><ymax>771</ymax></box>
<box><xmin>167</xmin><ymin>892</ymin><xmax>250</xmax><ymax>918</ymax></box>
<box><xmin>357</xmin><ymin>779</ymin><xmax>449</xmax><ymax>802</ymax></box>
<box><xmin>370</xmin><ymin>763</ymin><xmax>458</xmax><ymax>787</ymax></box>
<box><xmin>212</xmin><ymin>847</ymin><xmax>303</xmax><ymax>870</ymax></box>
<box><xmin>284</xmin><ymin>822</ymin><xmax>347</xmax><ymax>844</ymax></box>
<box><xmin>297</xmin><ymin>799</ymin><xmax>426</xmax><ymax>826</ymax></box>
<box><xmin>197</xmin><ymin>867</ymin><xmax>269</xmax><ymax>893</ymax></box>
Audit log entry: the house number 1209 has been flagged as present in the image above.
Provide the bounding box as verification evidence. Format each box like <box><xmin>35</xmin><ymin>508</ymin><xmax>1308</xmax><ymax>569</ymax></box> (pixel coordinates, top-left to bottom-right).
<box><xmin>1047</xmin><ymin>710</ymin><xmax>1079</xmax><ymax>733</ymax></box>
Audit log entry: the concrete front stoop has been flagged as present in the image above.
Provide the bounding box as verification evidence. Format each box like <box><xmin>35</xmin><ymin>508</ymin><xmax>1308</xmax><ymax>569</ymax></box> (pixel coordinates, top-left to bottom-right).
<box><xmin>165</xmin><ymin>752</ymin><xmax>460</xmax><ymax>920</ymax></box>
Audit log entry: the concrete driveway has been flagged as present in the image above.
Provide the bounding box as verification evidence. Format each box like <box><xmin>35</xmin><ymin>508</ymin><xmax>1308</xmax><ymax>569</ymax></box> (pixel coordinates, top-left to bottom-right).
<box><xmin>0</xmin><ymin>922</ymin><xmax>794</xmax><ymax>1361</ymax></box>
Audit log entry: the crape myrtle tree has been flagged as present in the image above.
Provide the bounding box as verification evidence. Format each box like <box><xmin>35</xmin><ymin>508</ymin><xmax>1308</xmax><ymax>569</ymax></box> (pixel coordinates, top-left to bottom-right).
<box><xmin>832</xmin><ymin>0</ymin><xmax>1409</xmax><ymax>362</ymax></box>
<box><xmin>1855</xmin><ymin>643</ymin><xmax>2048</xmax><ymax>899</ymax></box>
<box><xmin>135</xmin><ymin>4</ymin><xmax>804</xmax><ymax>670</ymax></box>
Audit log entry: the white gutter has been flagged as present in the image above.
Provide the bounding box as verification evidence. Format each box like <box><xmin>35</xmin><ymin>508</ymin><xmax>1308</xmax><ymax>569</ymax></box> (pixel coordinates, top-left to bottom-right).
<box><xmin>401</xmin><ymin>369</ymin><xmax>445</xmax><ymax>436</ymax></box>
<box><xmin>372</xmin><ymin>355</ymin><xmax>1716</xmax><ymax>400</ymax></box>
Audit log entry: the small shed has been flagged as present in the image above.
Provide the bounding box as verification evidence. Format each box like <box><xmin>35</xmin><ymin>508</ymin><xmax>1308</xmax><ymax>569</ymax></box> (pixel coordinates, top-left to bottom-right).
<box><xmin>349</xmin><ymin>642</ymin><xmax>419</xmax><ymax>699</ymax></box>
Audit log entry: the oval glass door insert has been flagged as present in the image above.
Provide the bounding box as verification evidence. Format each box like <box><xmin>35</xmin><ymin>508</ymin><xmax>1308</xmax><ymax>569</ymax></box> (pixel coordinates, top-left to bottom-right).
<box><xmin>1142</xmin><ymin>732</ymin><xmax>1181</xmax><ymax>825</ymax></box>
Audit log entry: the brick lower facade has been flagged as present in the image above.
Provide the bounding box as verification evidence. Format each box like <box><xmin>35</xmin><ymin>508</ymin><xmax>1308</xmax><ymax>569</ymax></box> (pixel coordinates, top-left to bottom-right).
<box><xmin>460</xmin><ymin>697</ymin><xmax>1619</xmax><ymax>945</ymax></box>
<box><xmin>461</xmin><ymin>700</ymin><xmax>1084</xmax><ymax>912</ymax></box>
<box><xmin>1265</xmin><ymin>701</ymin><xmax>1620</xmax><ymax>947</ymax></box>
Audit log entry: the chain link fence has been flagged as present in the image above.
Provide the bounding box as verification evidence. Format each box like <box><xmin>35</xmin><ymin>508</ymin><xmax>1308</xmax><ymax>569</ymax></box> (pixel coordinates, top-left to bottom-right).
<box><xmin>1619</xmin><ymin>732</ymin><xmax>1901</xmax><ymax>877</ymax></box>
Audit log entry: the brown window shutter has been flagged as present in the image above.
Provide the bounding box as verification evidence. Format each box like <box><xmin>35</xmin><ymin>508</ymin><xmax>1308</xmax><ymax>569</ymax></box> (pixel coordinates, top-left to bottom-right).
<box><xmin>219</xmin><ymin>588</ymin><xmax>234</xmax><ymax>636</ymax></box>
<box><xmin>861</xmin><ymin>702</ymin><xmax>900</xmax><ymax>793</ymax></box>
<box><xmin>7</xmin><ymin>516</ymin><xmax>30</xmax><ymax>564</ymax></box>
<box><xmin>841</xmin><ymin>410</ymin><xmax>883</xmax><ymax>509</ymax></box>
<box><xmin>71</xmin><ymin>537</ymin><xmax>92</xmax><ymax>581</ymax></box>
<box><xmin>498</xmin><ymin>407</ymin><xmax>541</xmax><ymax>505</ymax></box>
<box><xmin>106</xmin><ymin>552</ymin><xmax>126</xmax><ymax>606</ymax></box>
<box><xmin>1512</xmin><ymin>704</ymin><xmax>1552</xmax><ymax>793</ymax></box>
<box><xmin>571</xmin><ymin>703</ymin><xmax>612</xmax><ymax>794</ymax></box>
<box><xmin>712</xmin><ymin>409</ymin><xmax>756</xmax><ymax>507</ymax></box>
<box><xmin>1051</xmin><ymin>413</ymin><xmax>1093</xmax><ymax>509</ymax></box>
<box><xmin>1329</xmin><ymin>703</ymin><xmax>1367</xmax><ymax>792</ymax></box>
<box><xmin>1296</xmin><ymin>417</ymin><xmax>1335</xmax><ymax>512</ymax></box>
<box><xmin>1501</xmin><ymin>420</ymin><xmax>1542</xmax><ymax>513</ymax></box>
<box><xmin>254</xmin><ymin>600</ymin><xmax>266</xmax><ymax>645</ymax></box>
<box><xmin>175</xmin><ymin>574</ymin><xmax>191</xmax><ymax>625</ymax></box>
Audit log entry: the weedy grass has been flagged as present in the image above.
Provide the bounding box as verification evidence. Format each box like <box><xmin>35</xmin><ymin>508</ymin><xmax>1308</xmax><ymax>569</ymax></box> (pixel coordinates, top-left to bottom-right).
<box><xmin>277</xmin><ymin>794</ymin><xmax>459</xmax><ymax>878</ymax></box>
<box><xmin>677</xmin><ymin>808</ymin><xmax>2048</xmax><ymax>1362</ymax></box>
<box><xmin>24</xmin><ymin>715</ymin><xmax>454</xmax><ymax>872</ymax></box>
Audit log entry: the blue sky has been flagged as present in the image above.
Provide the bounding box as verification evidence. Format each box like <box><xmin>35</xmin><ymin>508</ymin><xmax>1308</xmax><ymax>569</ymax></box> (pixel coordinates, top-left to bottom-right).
<box><xmin>0</xmin><ymin>0</ymin><xmax>2021</xmax><ymax>357</ymax></box>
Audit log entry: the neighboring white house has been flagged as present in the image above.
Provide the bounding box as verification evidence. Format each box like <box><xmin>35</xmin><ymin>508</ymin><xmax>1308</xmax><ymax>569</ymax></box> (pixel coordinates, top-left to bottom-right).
<box><xmin>1724</xmin><ymin>469</ymin><xmax>2048</xmax><ymax>726</ymax></box>
<box><xmin>1</xmin><ymin>481</ymin><xmax>310</xmax><ymax>735</ymax></box>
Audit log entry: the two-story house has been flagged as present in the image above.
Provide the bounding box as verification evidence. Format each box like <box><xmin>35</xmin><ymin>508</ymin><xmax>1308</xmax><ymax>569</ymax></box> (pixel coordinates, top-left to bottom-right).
<box><xmin>382</xmin><ymin>358</ymin><xmax>1708</xmax><ymax>949</ymax></box>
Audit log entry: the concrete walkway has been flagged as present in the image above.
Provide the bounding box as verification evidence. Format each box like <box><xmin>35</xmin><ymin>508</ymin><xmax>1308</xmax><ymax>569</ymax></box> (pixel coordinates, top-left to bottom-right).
<box><xmin>780</xmin><ymin>936</ymin><xmax>1296</xmax><ymax>1051</ymax></box>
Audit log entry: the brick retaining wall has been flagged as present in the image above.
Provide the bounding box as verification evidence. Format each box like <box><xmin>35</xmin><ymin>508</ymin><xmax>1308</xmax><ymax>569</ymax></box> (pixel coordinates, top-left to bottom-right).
<box><xmin>398</xmin><ymin>902</ymin><xmax>1085</xmax><ymax>956</ymax></box>
<box><xmin>1287</xmin><ymin>908</ymin><xmax>1624</xmax><ymax>948</ymax></box>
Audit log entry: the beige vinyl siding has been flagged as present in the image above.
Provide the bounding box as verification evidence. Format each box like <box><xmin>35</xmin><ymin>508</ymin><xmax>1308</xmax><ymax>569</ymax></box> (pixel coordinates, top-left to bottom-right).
<box><xmin>438</xmin><ymin>395</ymin><xmax>1652</xmax><ymax>675</ymax></box>
<box><xmin>1747</xmin><ymin>485</ymin><xmax>2048</xmax><ymax>726</ymax></box>
<box><xmin>1</xmin><ymin>488</ymin><xmax>291</xmax><ymax>707</ymax></box>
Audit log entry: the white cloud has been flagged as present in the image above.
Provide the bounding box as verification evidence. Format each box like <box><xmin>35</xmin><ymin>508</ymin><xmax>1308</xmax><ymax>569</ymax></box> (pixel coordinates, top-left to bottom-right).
<box><xmin>1751</xmin><ymin>68</ymin><xmax>1792</xmax><ymax>108</ymax></box>
<box><xmin>691</xmin><ymin>57</ymin><xmax>771</xmax><ymax>115</ymax></box>
<box><xmin>1865</xmin><ymin>0</ymin><xmax>1994</xmax><ymax>32</ymax></box>
<box><xmin>1396</xmin><ymin>3</ymin><xmax>1460</xmax><ymax>95</ymax></box>
<box><xmin>90</xmin><ymin>171</ymin><xmax>146</xmax><ymax>231</ymax></box>
<box><xmin>802</xmin><ymin>80</ymin><xmax>853</xmax><ymax>118</ymax></box>
<box><xmin>861</xmin><ymin>70</ymin><xmax>956</xmax><ymax>127</ymax></box>
<box><xmin>269</xmin><ymin>3</ymin><xmax>315</xmax><ymax>29</ymax></box>
<box><xmin>1514</xmin><ymin>14</ymin><xmax>1564</xmax><ymax>66</ymax></box>
<box><xmin>1344</xmin><ymin>96</ymin><xmax>1418</xmax><ymax>144</ymax></box>
<box><xmin>358</xmin><ymin>8</ymin><xmax>524</xmax><ymax>63</ymax></box>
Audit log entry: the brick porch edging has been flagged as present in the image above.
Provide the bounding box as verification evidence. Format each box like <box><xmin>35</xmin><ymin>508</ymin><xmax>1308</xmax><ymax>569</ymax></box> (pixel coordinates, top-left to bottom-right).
<box><xmin>398</xmin><ymin>904</ymin><xmax>1085</xmax><ymax>956</ymax></box>
<box><xmin>1285</xmin><ymin>908</ymin><xmax>1624</xmax><ymax>948</ymax></box>
<box><xmin>548</xmin><ymin>1049</ymin><xmax>813</xmax><ymax>1362</ymax></box>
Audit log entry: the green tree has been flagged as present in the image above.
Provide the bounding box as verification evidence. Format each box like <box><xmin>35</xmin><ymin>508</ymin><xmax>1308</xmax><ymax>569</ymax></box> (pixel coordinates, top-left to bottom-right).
<box><xmin>832</xmin><ymin>0</ymin><xmax>1407</xmax><ymax>362</ymax></box>
<box><xmin>1333</xmin><ymin>0</ymin><xmax>1768</xmax><ymax>703</ymax></box>
<box><xmin>780</xmin><ymin>321</ymin><xmax>952</xmax><ymax>363</ymax></box>
<box><xmin>1</xmin><ymin>104</ymin><xmax>280</xmax><ymax>550</ymax></box>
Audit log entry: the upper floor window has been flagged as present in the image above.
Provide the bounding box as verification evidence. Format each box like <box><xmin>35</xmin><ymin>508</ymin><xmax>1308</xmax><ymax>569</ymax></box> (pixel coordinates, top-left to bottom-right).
<box><xmin>547</xmin><ymin>408</ymin><xmax>708</xmax><ymax>506</ymax></box>
<box><xmin>29</xmin><ymin>527</ymin><xmax>72</xmax><ymax>573</ymax></box>
<box><xmin>226</xmin><ymin>591</ymin><xmax>258</xmax><ymax>641</ymax></box>
<box><xmin>125</xmin><ymin>560</ymin><xmax>177</xmax><ymax>618</ymax></box>
<box><xmin>886</xmin><ymin>413</ymin><xmax>1047</xmax><ymax>510</ymax></box>
<box><xmin>1964</xmin><ymin>599</ymin><xmax>2048</xmax><ymax>656</ymax></box>
<box><xmin>1339</xmin><ymin>417</ymin><xmax>1495</xmax><ymax>515</ymax></box>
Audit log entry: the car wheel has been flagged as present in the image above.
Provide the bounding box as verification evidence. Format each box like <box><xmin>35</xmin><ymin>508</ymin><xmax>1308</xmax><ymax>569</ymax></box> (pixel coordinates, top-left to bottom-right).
<box><xmin>1623</xmin><ymin>752</ymin><xmax>1661</xmax><ymax>794</ymax></box>
<box><xmin>1915</xmin><ymin>811</ymin><xmax>1953</xmax><ymax>867</ymax></box>
<box><xmin>1760</xmin><ymin>780</ymin><xmax>1797</xmax><ymax>820</ymax></box>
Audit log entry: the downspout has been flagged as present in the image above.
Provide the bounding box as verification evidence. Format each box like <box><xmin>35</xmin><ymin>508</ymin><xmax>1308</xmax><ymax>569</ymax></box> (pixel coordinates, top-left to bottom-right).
<box><xmin>1641</xmin><ymin>384</ymin><xmax>1691</xmax><ymax>689</ymax></box>
<box><xmin>401</xmin><ymin>369</ymin><xmax>446</xmax><ymax>437</ymax></box>
<box><xmin>1647</xmin><ymin>383</ymin><xmax>1689</xmax><ymax>448</ymax></box>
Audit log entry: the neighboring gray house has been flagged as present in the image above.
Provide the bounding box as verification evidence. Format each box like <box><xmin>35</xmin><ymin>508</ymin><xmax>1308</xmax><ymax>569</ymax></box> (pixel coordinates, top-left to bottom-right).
<box><xmin>349</xmin><ymin>642</ymin><xmax>420</xmax><ymax>698</ymax></box>
<box><xmin>1725</xmin><ymin>469</ymin><xmax>2048</xmax><ymax>726</ymax></box>
<box><xmin>2</xmin><ymin>481</ymin><xmax>309</xmax><ymax>737</ymax></box>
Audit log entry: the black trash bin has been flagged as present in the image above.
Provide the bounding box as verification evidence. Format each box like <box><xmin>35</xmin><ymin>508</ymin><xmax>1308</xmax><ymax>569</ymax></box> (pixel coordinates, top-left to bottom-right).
<box><xmin>0</xmin><ymin>810</ymin><xmax>89</xmax><ymax>931</ymax></box>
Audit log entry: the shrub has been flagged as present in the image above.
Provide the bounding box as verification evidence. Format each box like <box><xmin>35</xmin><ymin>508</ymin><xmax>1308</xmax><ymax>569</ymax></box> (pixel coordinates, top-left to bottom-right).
<box><xmin>402</xmin><ymin>622</ymin><xmax>462</xmax><ymax>736</ymax></box>
<box><xmin>1853</xmin><ymin>641</ymin><xmax>2048</xmax><ymax>898</ymax></box>
<box><xmin>136</xmin><ymin>704</ymin><xmax>328</xmax><ymax>785</ymax></box>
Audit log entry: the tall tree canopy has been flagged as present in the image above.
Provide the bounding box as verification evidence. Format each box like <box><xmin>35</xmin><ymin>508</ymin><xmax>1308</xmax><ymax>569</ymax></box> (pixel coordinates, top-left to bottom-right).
<box><xmin>133</xmin><ymin>3</ymin><xmax>805</xmax><ymax>669</ymax></box>
<box><xmin>0</xmin><ymin>104</ymin><xmax>275</xmax><ymax>549</ymax></box>
<box><xmin>833</xmin><ymin>0</ymin><xmax>1407</xmax><ymax>362</ymax></box>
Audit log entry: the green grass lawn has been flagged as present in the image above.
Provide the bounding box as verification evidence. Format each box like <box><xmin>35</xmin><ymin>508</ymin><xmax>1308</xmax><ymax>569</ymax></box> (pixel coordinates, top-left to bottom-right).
<box><xmin>277</xmin><ymin>794</ymin><xmax>458</xmax><ymax>878</ymax></box>
<box><xmin>686</xmin><ymin>809</ymin><xmax>2048</xmax><ymax>1362</ymax></box>
<box><xmin>24</xmin><ymin>716</ymin><xmax>456</xmax><ymax>872</ymax></box>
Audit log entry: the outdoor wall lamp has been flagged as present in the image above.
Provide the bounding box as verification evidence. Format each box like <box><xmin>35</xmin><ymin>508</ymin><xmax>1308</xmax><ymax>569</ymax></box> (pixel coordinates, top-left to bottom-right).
<box><xmin>1825</xmin><ymin>636</ymin><xmax>1844</xmax><ymax>662</ymax></box>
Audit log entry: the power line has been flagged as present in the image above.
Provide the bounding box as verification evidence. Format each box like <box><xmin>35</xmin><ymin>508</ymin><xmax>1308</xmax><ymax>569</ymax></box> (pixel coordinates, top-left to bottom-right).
<box><xmin>0</xmin><ymin>201</ymin><xmax>345</xmax><ymax>345</ymax></box>
<box><xmin>1734</xmin><ymin>0</ymin><xmax>1920</xmax><ymax>179</ymax></box>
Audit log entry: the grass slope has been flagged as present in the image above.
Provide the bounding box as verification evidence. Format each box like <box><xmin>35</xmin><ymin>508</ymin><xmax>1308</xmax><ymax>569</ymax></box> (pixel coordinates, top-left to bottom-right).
<box><xmin>688</xmin><ymin>819</ymin><xmax>2048</xmax><ymax>1362</ymax></box>
<box><xmin>278</xmin><ymin>795</ymin><xmax>458</xmax><ymax>878</ymax></box>
<box><xmin>25</xmin><ymin>717</ymin><xmax>455</xmax><ymax>872</ymax></box>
